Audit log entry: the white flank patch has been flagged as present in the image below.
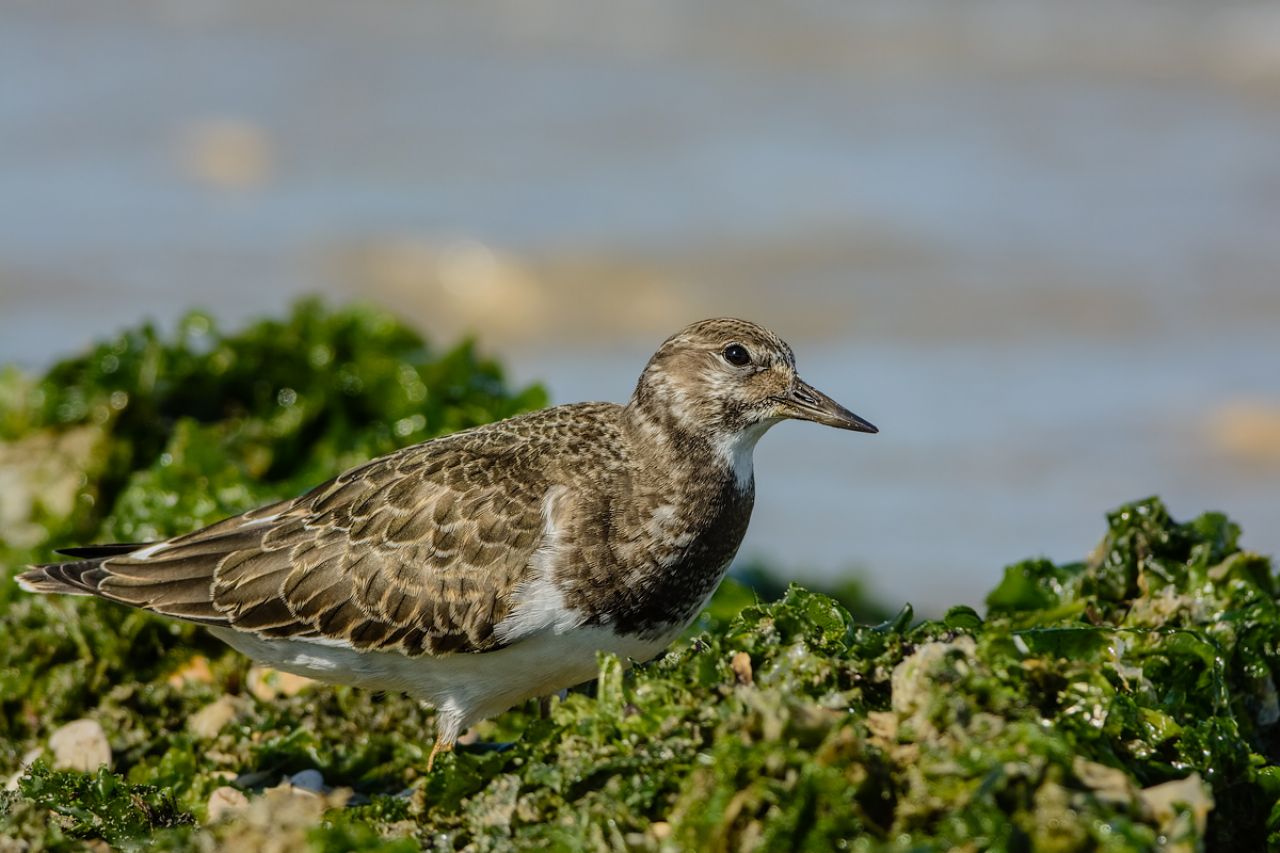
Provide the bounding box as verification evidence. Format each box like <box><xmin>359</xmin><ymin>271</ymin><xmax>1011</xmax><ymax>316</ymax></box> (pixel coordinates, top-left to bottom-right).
<box><xmin>713</xmin><ymin>419</ymin><xmax>778</xmax><ymax>491</ymax></box>
<box><xmin>493</xmin><ymin>485</ymin><xmax>585</xmax><ymax>644</ymax></box>
<box><xmin>288</xmin><ymin>652</ymin><xmax>341</xmax><ymax>671</ymax></box>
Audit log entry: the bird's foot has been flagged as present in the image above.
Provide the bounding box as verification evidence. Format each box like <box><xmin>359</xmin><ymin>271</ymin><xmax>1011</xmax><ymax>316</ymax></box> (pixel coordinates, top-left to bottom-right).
<box><xmin>426</xmin><ymin>739</ymin><xmax>454</xmax><ymax>771</ymax></box>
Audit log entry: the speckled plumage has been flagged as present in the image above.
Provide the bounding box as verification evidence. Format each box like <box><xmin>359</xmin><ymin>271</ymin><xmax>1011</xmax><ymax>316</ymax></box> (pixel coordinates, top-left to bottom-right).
<box><xmin>20</xmin><ymin>318</ymin><xmax>876</xmax><ymax>762</ymax></box>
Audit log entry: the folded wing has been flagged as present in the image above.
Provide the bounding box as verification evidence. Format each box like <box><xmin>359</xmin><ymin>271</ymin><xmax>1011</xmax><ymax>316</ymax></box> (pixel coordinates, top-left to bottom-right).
<box><xmin>21</xmin><ymin>432</ymin><xmax>551</xmax><ymax>656</ymax></box>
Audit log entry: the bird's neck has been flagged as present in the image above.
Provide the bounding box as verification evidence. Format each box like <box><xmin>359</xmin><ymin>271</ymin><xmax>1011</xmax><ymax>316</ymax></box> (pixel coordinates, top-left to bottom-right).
<box><xmin>622</xmin><ymin>396</ymin><xmax>771</xmax><ymax>494</ymax></box>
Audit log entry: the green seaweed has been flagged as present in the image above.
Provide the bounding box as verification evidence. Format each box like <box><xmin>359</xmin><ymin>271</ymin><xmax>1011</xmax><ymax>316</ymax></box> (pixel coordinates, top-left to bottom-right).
<box><xmin>13</xmin><ymin>763</ymin><xmax>194</xmax><ymax>844</ymax></box>
<box><xmin>1</xmin><ymin>303</ymin><xmax>1277</xmax><ymax>850</ymax></box>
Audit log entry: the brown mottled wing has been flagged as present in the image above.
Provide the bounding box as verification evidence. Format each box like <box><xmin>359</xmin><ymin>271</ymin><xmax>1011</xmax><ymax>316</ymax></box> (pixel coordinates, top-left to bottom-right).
<box><xmin>81</xmin><ymin>429</ymin><xmax>550</xmax><ymax>655</ymax></box>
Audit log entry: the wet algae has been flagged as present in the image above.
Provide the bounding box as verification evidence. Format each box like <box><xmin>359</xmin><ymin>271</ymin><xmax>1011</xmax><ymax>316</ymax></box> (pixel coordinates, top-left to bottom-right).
<box><xmin>1</xmin><ymin>303</ymin><xmax>1277</xmax><ymax>850</ymax></box>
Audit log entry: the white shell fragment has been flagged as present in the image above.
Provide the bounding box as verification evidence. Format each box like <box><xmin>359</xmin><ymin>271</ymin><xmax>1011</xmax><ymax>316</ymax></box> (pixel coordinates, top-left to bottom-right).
<box><xmin>49</xmin><ymin>718</ymin><xmax>112</xmax><ymax>773</ymax></box>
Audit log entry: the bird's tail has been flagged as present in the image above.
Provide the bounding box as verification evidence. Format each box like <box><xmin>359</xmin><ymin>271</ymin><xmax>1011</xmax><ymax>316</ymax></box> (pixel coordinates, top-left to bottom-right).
<box><xmin>16</xmin><ymin>543</ymin><xmax>151</xmax><ymax>597</ymax></box>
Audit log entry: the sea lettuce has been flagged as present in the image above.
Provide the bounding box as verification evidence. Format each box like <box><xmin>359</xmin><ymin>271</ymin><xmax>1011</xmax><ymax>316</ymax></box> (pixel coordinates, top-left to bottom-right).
<box><xmin>1</xmin><ymin>304</ymin><xmax>1276</xmax><ymax>850</ymax></box>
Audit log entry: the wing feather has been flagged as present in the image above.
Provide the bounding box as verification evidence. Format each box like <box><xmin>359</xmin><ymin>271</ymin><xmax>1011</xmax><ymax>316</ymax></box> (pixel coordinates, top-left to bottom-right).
<box><xmin>38</xmin><ymin>429</ymin><xmax>555</xmax><ymax>656</ymax></box>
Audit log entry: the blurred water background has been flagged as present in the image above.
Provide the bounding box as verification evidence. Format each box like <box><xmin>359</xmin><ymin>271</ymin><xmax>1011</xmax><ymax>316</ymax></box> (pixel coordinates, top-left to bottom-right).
<box><xmin>3</xmin><ymin>1</ymin><xmax>1279</xmax><ymax>613</ymax></box>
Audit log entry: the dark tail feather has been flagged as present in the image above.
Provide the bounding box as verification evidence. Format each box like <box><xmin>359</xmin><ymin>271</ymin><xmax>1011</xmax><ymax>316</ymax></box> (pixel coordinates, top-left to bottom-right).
<box><xmin>55</xmin><ymin>542</ymin><xmax>151</xmax><ymax>559</ymax></box>
<box><xmin>18</xmin><ymin>542</ymin><xmax>154</xmax><ymax>596</ymax></box>
<box><xmin>18</xmin><ymin>545</ymin><xmax>228</xmax><ymax>626</ymax></box>
<box><xmin>16</xmin><ymin>559</ymin><xmax>112</xmax><ymax>597</ymax></box>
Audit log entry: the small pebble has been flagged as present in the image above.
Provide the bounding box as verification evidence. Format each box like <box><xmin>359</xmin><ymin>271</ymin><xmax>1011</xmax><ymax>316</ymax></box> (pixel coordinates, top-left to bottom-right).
<box><xmin>165</xmin><ymin>655</ymin><xmax>214</xmax><ymax>688</ymax></box>
<box><xmin>246</xmin><ymin>666</ymin><xmax>316</xmax><ymax>701</ymax></box>
<box><xmin>289</xmin><ymin>769</ymin><xmax>328</xmax><ymax>793</ymax></box>
<box><xmin>731</xmin><ymin>651</ymin><xmax>754</xmax><ymax>686</ymax></box>
<box><xmin>206</xmin><ymin>786</ymin><xmax>250</xmax><ymax>823</ymax></box>
<box><xmin>49</xmin><ymin>719</ymin><xmax>112</xmax><ymax>772</ymax></box>
<box><xmin>188</xmin><ymin>696</ymin><xmax>244</xmax><ymax>739</ymax></box>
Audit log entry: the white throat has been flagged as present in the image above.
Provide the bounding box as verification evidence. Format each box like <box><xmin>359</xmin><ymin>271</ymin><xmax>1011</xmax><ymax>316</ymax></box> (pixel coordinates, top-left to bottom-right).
<box><xmin>713</xmin><ymin>419</ymin><xmax>777</xmax><ymax>492</ymax></box>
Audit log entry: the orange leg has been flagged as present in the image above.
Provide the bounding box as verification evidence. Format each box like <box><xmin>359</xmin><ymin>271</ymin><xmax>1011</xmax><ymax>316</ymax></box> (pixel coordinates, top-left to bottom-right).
<box><xmin>427</xmin><ymin>738</ymin><xmax>454</xmax><ymax>771</ymax></box>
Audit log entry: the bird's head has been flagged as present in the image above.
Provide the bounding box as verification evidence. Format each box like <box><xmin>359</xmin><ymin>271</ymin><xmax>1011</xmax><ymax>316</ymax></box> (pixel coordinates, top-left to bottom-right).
<box><xmin>629</xmin><ymin>318</ymin><xmax>876</xmax><ymax>483</ymax></box>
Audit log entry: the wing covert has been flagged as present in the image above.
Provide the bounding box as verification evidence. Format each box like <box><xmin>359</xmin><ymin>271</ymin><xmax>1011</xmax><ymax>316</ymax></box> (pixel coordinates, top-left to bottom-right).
<box><xmin>94</xmin><ymin>432</ymin><xmax>553</xmax><ymax>655</ymax></box>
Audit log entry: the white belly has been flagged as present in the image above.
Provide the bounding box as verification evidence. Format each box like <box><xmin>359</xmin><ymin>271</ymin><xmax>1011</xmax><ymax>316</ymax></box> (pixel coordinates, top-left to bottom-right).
<box><xmin>209</xmin><ymin>624</ymin><xmax>678</xmax><ymax>743</ymax></box>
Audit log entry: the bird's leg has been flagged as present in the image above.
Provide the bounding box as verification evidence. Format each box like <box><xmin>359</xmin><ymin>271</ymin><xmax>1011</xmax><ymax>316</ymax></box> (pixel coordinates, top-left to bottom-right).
<box><xmin>538</xmin><ymin>688</ymin><xmax>569</xmax><ymax>719</ymax></box>
<box><xmin>427</xmin><ymin>738</ymin><xmax>454</xmax><ymax>771</ymax></box>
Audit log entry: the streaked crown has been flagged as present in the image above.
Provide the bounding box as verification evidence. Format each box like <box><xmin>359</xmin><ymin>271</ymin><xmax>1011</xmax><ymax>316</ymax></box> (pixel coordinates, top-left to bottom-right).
<box><xmin>629</xmin><ymin>318</ymin><xmax>798</xmax><ymax>436</ymax></box>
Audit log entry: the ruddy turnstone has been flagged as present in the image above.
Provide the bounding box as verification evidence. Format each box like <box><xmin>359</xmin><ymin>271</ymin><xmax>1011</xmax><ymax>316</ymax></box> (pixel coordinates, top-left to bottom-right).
<box><xmin>19</xmin><ymin>318</ymin><xmax>877</xmax><ymax>767</ymax></box>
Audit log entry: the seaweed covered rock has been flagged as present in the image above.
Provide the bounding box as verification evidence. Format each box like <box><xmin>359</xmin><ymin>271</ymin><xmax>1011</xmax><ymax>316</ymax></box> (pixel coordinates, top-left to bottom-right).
<box><xmin>1</xmin><ymin>304</ymin><xmax>1278</xmax><ymax>850</ymax></box>
<box><xmin>0</xmin><ymin>301</ymin><xmax>545</xmax><ymax>780</ymax></box>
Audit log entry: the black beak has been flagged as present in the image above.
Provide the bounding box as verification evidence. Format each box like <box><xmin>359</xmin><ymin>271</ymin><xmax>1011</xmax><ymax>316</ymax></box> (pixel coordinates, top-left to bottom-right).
<box><xmin>775</xmin><ymin>378</ymin><xmax>878</xmax><ymax>434</ymax></box>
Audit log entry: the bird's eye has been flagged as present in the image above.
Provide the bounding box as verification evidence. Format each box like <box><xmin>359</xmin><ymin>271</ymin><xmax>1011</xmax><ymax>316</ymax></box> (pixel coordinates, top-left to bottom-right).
<box><xmin>722</xmin><ymin>344</ymin><xmax>751</xmax><ymax>366</ymax></box>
